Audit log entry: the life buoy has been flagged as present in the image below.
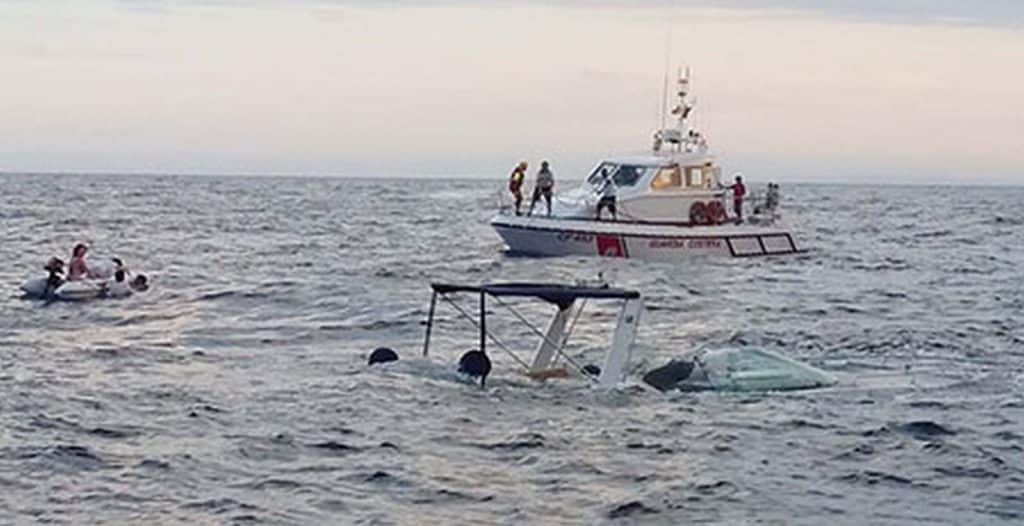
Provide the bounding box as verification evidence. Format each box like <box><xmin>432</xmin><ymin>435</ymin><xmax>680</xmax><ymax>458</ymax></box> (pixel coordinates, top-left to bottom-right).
<box><xmin>706</xmin><ymin>200</ymin><xmax>726</xmax><ymax>224</ymax></box>
<box><xmin>689</xmin><ymin>202</ymin><xmax>709</xmax><ymax>225</ymax></box>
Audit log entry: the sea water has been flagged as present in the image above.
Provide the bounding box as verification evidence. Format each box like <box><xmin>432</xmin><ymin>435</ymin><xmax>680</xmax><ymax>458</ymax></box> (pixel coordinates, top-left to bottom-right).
<box><xmin>1</xmin><ymin>173</ymin><xmax>1022</xmax><ymax>524</ymax></box>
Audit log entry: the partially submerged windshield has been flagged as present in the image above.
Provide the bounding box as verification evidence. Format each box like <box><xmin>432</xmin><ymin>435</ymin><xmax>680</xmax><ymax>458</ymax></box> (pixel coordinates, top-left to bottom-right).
<box><xmin>586</xmin><ymin>163</ymin><xmax>654</xmax><ymax>188</ymax></box>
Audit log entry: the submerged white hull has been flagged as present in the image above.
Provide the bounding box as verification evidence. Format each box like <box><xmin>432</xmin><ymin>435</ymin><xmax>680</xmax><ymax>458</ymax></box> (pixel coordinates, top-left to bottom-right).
<box><xmin>491</xmin><ymin>214</ymin><xmax>802</xmax><ymax>259</ymax></box>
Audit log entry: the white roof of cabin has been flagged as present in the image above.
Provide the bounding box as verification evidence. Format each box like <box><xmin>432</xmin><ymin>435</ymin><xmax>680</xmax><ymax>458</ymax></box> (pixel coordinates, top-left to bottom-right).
<box><xmin>600</xmin><ymin>152</ymin><xmax>718</xmax><ymax>168</ymax></box>
<box><xmin>600</xmin><ymin>155</ymin><xmax>666</xmax><ymax>166</ymax></box>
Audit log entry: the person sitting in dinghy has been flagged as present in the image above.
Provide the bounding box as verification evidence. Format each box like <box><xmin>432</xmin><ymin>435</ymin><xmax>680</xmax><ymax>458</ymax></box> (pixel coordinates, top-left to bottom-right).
<box><xmin>19</xmin><ymin>257</ymin><xmax>67</xmax><ymax>300</ymax></box>
<box><xmin>66</xmin><ymin>243</ymin><xmax>103</xmax><ymax>281</ymax></box>
<box><xmin>43</xmin><ymin>257</ymin><xmax>66</xmax><ymax>298</ymax></box>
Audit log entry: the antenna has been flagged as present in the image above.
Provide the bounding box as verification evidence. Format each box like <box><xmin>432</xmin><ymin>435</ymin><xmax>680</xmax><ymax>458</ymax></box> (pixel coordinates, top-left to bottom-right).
<box><xmin>660</xmin><ymin>32</ymin><xmax>671</xmax><ymax>130</ymax></box>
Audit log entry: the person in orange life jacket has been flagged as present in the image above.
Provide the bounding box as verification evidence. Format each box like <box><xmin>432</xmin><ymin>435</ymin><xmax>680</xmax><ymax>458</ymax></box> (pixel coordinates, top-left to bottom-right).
<box><xmin>731</xmin><ymin>175</ymin><xmax>746</xmax><ymax>223</ymax></box>
<box><xmin>508</xmin><ymin>161</ymin><xmax>527</xmax><ymax>216</ymax></box>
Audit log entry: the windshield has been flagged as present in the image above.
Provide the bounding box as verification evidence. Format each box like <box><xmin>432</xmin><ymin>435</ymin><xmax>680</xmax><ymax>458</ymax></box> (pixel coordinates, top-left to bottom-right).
<box><xmin>587</xmin><ymin>162</ymin><xmax>616</xmax><ymax>186</ymax></box>
<box><xmin>586</xmin><ymin>163</ymin><xmax>652</xmax><ymax>188</ymax></box>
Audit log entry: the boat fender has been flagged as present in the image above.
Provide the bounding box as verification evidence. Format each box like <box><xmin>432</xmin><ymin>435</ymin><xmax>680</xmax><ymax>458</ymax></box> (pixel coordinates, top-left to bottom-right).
<box><xmin>706</xmin><ymin>201</ymin><xmax>726</xmax><ymax>224</ymax></box>
<box><xmin>368</xmin><ymin>347</ymin><xmax>399</xmax><ymax>365</ymax></box>
<box><xmin>642</xmin><ymin>359</ymin><xmax>695</xmax><ymax>392</ymax></box>
<box><xmin>457</xmin><ymin>349</ymin><xmax>492</xmax><ymax>388</ymax></box>
<box><xmin>689</xmin><ymin>202</ymin><xmax>709</xmax><ymax>226</ymax></box>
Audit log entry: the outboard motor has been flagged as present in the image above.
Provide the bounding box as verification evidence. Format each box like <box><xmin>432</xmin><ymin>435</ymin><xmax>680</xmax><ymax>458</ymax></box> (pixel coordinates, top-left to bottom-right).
<box><xmin>642</xmin><ymin>359</ymin><xmax>695</xmax><ymax>392</ymax></box>
<box><xmin>368</xmin><ymin>347</ymin><xmax>399</xmax><ymax>365</ymax></box>
<box><xmin>457</xmin><ymin>350</ymin><xmax>492</xmax><ymax>388</ymax></box>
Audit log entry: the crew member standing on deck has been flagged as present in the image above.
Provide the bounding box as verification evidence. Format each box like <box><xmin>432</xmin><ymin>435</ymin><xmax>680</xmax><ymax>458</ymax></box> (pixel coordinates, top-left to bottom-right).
<box><xmin>528</xmin><ymin>160</ymin><xmax>555</xmax><ymax>217</ymax></box>
<box><xmin>595</xmin><ymin>167</ymin><xmax>617</xmax><ymax>221</ymax></box>
<box><xmin>731</xmin><ymin>175</ymin><xmax>746</xmax><ymax>223</ymax></box>
<box><xmin>508</xmin><ymin>161</ymin><xmax>527</xmax><ymax>216</ymax></box>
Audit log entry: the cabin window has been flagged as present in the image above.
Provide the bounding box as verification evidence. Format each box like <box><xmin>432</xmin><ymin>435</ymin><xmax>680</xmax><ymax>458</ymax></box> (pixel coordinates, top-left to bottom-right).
<box><xmin>587</xmin><ymin>162</ymin><xmax>617</xmax><ymax>186</ymax></box>
<box><xmin>650</xmin><ymin>166</ymin><xmax>681</xmax><ymax>190</ymax></box>
<box><xmin>687</xmin><ymin>167</ymin><xmax>704</xmax><ymax>187</ymax></box>
<box><xmin>702</xmin><ymin>166</ymin><xmax>717</xmax><ymax>188</ymax></box>
<box><xmin>612</xmin><ymin>165</ymin><xmax>649</xmax><ymax>187</ymax></box>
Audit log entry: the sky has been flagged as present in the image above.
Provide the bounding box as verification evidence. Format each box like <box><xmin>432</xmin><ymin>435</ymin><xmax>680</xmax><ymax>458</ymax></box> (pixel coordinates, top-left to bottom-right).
<box><xmin>0</xmin><ymin>1</ymin><xmax>1022</xmax><ymax>183</ymax></box>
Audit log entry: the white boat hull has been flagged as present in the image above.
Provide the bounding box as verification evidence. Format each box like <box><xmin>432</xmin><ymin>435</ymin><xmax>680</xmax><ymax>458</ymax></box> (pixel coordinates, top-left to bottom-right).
<box><xmin>491</xmin><ymin>214</ymin><xmax>801</xmax><ymax>260</ymax></box>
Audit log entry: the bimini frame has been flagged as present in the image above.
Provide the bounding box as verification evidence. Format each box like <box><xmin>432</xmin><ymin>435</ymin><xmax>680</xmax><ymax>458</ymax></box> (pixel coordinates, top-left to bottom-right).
<box><xmin>422</xmin><ymin>282</ymin><xmax>643</xmax><ymax>388</ymax></box>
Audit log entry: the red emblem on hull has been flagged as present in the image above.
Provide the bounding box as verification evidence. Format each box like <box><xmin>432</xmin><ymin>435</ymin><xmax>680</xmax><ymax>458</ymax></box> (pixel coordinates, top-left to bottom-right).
<box><xmin>596</xmin><ymin>234</ymin><xmax>626</xmax><ymax>257</ymax></box>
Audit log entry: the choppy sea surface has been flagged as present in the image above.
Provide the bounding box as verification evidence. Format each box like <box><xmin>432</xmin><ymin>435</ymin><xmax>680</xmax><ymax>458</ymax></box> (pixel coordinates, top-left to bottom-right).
<box><xmin>1</xmin><ymin>173</ymin><xmax>1022</xmax><ymax>525</ymax></box>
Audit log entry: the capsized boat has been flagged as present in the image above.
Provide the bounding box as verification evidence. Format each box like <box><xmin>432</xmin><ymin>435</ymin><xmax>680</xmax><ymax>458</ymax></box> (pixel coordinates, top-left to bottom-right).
<box><xmin>404</xmin><ymin>280</ymin><xmax>832</xmax><ymax>392</ymax></box>
<box><xmin>491</xmin><ymin>69</ymin><xmax>802</xmax><ymax>259</ymax></box>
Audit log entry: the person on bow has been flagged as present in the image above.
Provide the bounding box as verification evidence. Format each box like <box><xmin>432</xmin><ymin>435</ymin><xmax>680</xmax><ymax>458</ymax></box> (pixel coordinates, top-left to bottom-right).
<box><xmin>528</xmin><ymin>160</ymin><xmax>555</xmax><ymax>217</ymax></box>
<box><xmin>730</xmin><ymin>175</ymin><xmax>746</xmax><ymax>223</ymax></box>
<box><xmin>508</xmin><ymin>161</ymin><xmax>527</xmax><ymax>215</ymax></box>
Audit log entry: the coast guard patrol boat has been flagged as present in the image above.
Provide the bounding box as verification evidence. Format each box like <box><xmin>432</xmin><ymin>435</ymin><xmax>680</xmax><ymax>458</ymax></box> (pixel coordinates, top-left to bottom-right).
<box><xmin>491</xmin><ymin>69</ymin><xmax>802</xmax><ymax>259</ymax></box>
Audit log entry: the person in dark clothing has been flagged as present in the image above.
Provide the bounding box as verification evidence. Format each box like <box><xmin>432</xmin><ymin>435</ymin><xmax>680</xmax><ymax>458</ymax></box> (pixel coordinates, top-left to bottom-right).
<box><xmin>43</xmin><ymin>257</ymin><xmax>65</xmax><ymax>298</ymax></box>
<box><xmin>595</xmin><ymin>168</ymin><xmax>617</xmax><ymax>220</ymax></box>
<box><xmin>731</xmin><ymin>175</ymin><xmax>746</xmax><ymax>223</ymax></box>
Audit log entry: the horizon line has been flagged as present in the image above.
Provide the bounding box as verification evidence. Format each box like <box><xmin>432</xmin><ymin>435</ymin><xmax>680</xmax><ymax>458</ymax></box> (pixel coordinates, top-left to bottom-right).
<box><xmin>2</xmin><ymin>170</ymin><xmax>1021</xmax><ymax>188</ymax></box>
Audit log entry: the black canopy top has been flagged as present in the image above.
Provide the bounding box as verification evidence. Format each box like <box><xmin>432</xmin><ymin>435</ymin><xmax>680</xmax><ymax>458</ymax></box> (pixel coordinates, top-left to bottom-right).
<box><xmin>431</xmin><ymin>282</ymin><xmax>640</xmax><ymax>309</ymax></box>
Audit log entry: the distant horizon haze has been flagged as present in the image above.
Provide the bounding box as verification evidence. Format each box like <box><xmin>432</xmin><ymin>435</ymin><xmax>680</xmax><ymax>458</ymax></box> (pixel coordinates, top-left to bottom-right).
<box><xmin>1</xmin><ymin>1</ymin><xmax>1022</xmax><ymax>184</ymax></box>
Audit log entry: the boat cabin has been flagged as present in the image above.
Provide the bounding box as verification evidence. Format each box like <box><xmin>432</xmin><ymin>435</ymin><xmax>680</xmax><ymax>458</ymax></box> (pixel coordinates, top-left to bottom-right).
<box><xmin>553</xmin><ymin>152</ymin><xmax>727</xmax><ymax>224</ymax></box>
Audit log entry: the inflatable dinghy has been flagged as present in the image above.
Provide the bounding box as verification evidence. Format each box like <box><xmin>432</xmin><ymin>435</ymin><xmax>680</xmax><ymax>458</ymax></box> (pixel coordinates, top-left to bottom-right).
<box><xmin>20</xmin><ymin>278</ymin><xmax>107</xmax><ymax>301</ymax></box>
<box><xmin>20</xmin><ymin>273</ymin><xmax>144</xmax><ymax>301</ymax></box>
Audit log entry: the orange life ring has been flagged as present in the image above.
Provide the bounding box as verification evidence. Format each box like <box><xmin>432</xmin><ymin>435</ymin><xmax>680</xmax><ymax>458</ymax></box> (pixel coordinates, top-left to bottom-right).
<box><xmin>706</xmin><ymin>200</ymin><xmax>726</xmax><ymax>224</ymax></box>
<box><xmin>689</xmin><ymin>202</ymin><xmax>708</xmax><ymax>225</ymax></box>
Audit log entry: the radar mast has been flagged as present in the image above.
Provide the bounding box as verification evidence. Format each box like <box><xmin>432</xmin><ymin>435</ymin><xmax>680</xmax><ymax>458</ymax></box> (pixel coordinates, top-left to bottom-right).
<box><xmin>653</xmin><ymin>68</ymin><xmax>707</xmax><ymax>155</ymax></box>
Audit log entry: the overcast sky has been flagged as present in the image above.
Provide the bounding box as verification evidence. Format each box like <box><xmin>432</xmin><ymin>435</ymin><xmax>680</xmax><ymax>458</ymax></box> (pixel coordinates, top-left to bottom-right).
<box><xmin>1</xmin><ymin>1</ymin><xmax>1022</xmax><ymax>183</ymax></box>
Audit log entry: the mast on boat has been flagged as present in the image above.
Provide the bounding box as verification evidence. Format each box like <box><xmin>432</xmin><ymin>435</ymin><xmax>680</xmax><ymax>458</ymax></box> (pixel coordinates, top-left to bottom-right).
<box><xmin>653</xmin><ymin>67</ymin><xmax>707</xmax><ymax>155</ymax></box>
